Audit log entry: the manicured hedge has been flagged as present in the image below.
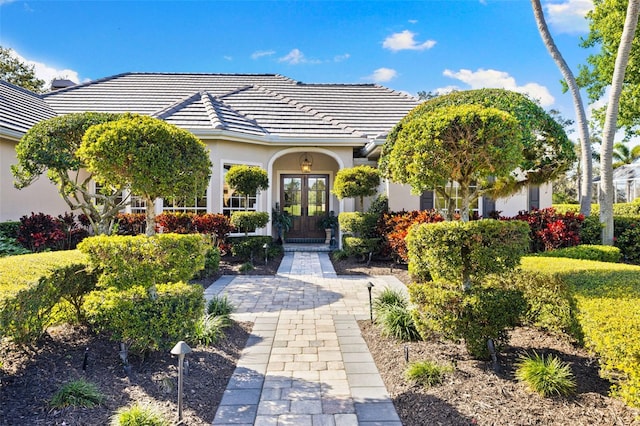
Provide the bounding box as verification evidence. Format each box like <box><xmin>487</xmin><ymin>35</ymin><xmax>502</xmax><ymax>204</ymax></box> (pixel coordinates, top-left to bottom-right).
<box><xmin>407</xmin><ymin>219</ymin><xmax>530</xmax><ymax>287</ymax></box>
<box><xmin>521</xmin><ymin>256</ymin><xmax>640</xmax><ymax>408</ymax></box>
<box><xmin>0</xmin><ymin>250</ymin><xmax>94</xmax><ymax>344</ymax></box>
<box><xmin>78</xmin><ymin>234</ymin><xmax>207</xmax><ymax>290</ymax></box>
<box><xmin>0</xmin><ymin>221</ymin><xmax>20</xmax><ymax>238</ymax></box>
<box><xmin>84</xmin><ymin>281</ymin><xmax>204</xmax><ymax>353</ymax></box>
<box><xmin>536</xmin><ymin>244</ymin><xmax>621</xmax><ymax>263</ymax></box>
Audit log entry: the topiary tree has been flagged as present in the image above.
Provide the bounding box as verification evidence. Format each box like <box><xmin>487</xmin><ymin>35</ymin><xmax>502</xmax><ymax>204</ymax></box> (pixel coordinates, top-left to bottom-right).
<box><xmin>383</xmin><ymin>104</ymin><xmax>523</xmax><ymax>222</ymax></box>
<box><xmin>11</xmin><ymin>112</ymin><xmax>124</xmax><ymax>235</ymax></box>
<box><xmin>332</xmin><ymin>165</ymin><xmax>380</xmax><ymax>212</ymax></box>
<box><xmin>78</xmin><ymin>114</ymin><xmax>212</xmax><ymax>236</ymax></box>
<box><xmin>380</xmin><ymin>89</ymin><xmax>575</xmax><ymax>221</ymax></box>
<box><xmin>225</xmin><ymin>165</ymin><xmax>269</xmax><ymax>211</ymax></box>
<box><xmin>225</xmin><ymin>165</ymin><xmax>269</xmax><ymax>236</ymax></box>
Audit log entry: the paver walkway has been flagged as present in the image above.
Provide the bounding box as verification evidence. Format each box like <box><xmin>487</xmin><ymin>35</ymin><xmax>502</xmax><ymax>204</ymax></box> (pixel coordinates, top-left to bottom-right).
<box><xmin>204</xmin><ymin>251</ymin><xmax>405</xmax><ymax>425</ymax></box>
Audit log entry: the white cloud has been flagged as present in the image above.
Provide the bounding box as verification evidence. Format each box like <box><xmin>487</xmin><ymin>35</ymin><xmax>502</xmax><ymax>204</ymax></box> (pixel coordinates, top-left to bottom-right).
<box><xmin>223</xmin><ymin>55</ymin><xmax>233</xmax><ymax>61</ymax></box>
<box><xmin>334</xmin><ymin>53</ymin><xmax>350</xmax><ymax>62</ymax></box>
<box><xmin>382</xmin><ymin>30</ymin><xmax>436</xmax><ymax>52</ymax></box>
<box><xmin>441</xmin><ymin>68</ymin><xmax>555</xmax><ymax>106</ymax></box>
<box><xmin>365</xmin><ymin>68</ymin><xmax>398</xmax><ymax>83</ymax></box>
<box><xmin>544</xmin><ymin>0</ymin><xmax>593</xmax><ymax>34</ymax></box>
<box><xmin>278</xmin><ymin>48</ymin><xmax>322</xmax><ymax>65</ymax></box>
<box><xmin>0</xmin><ymin>0</ymin><xmax>17</xmax><ymax>5</ymax></box>
<box><xmin>408</xmin><ymin>19</ymin><xmax>418</xmax><ymax>24</ymax></box>
<box><xmin>251</xmin><ymin>50</ymin><xmax>275</xmax><ymax>60</ymax></box>
<box><xmin>8</xmin><ymin>48</ymin><xmax>81</xmax><ymax>88</ymax></box>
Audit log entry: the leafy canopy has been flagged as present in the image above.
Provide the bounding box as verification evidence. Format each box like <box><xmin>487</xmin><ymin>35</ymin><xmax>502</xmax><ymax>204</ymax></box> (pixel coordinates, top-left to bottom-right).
<box><xmin>380</xmin><ymin>88</ymin><xmax>575</xmax><ymax>196</ymax></box>
<box><xmin>78</xmin><ymin>114</ymin><xmax>212</xmax><ymax>235</ymax></box>
<box><xmin>0</xmin><ymin>46</ymin><xmax>45</xmax><ymax>93</ymax></box>
<box><xmin>332</xmin><ymin>165</ymin><xmax>380</xmax><ymax>210</ymax></box>
<box><xmin>383</xmin><ymin>103</ymin><xmax>523</xmax><ymax>221</ymax></box>
<box><xmin>11</xmin><ymin>112</ymin><xmax>123</xmax><ymax>234</ymax></box>
<box><xmin>579</xmin><ymin>0</ymin><xmax>640</xmax><ymax>137</ymax></box>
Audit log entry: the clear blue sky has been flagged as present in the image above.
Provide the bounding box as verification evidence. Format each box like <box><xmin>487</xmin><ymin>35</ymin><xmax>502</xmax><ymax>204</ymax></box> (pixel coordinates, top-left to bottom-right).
<box><xmin>0</xmin><ymin>0</ymin><xmax>595</xmax><ymax>125</ymax></box>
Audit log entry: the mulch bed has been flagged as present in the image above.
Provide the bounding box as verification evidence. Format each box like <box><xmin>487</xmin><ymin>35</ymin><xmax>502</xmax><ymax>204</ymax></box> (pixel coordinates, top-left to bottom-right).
<box><xmin>332</xmin><ymin>255</ymin><xmax>640</xmax><ymax>425</ymax></box>
<box><xmin>0</xmin><ymin>322</ymin><xmax>251</xmax><ymax>426</ymax></box>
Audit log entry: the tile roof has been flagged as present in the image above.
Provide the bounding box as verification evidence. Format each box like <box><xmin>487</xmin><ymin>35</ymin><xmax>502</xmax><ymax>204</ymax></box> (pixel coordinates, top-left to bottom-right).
<box><xmin>42</xmin><ymin>73</ymin><xmax>420</xmax><ymax>140</ymax></box>
<box><xmin>0</xmin><ymin>80</ymin><xmax>56</xmax><ymax>137</ymax></box>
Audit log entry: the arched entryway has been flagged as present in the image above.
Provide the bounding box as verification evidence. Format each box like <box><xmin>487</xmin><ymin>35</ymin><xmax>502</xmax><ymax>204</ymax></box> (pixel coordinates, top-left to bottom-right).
<box><xmin>268</xmin><ymin>148</ymin><xmax>345</xmax><ymax>242</ymax></box>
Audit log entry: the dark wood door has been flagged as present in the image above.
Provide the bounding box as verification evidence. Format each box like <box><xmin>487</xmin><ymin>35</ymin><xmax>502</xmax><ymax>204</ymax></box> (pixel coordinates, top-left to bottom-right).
<box><xmin>281</xmin><ymin>174</ymin><xmax>329</xmax><ymax>239</ymax></box>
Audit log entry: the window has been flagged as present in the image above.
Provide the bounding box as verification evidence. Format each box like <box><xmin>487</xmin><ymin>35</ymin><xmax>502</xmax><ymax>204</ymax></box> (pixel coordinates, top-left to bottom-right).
<box><xmin>222</xmin><ymin>164</ymin><xmax>258</xmax><ymax>217</ymax></box>
<box><xmin>434</xmin><ymin>184</ymin><xmax>479</xmax><ymax>216</ymax></box>
<box><xmin>163</xmin><ymin>191</ymin><xmax>207</xmax><ymax>213</ymax></box>
<box><xmin>130</xmin><ymin>195</ymin><xmax>147</xmax><ymax>214</ymax></box>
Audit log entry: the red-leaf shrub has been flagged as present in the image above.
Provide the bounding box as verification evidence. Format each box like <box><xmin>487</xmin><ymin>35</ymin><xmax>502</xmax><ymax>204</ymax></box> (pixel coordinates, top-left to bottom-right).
<box><xmin>511</xmin><ymin>208</ymin><xmax>584</xmax><ymax>252</ymax></box>
<box><xmin>17</xmin><ymin>212</ymin><xmax>89</xmax><ymax>252</ymax></box>
<box><xmin>192</xmin><ymin>214</ymin><xmax>235</xmax><ymax>243</ymax></box>
<box><xmin>381</xmin><ymin>210</ymin><xmax>445</xmax><ymax>262</ymax></box>
<box><xmin>156</xmin><ymin>212</ymin><xmax>194</xmax><ymax>234</ymax></box>
<box><xmin>114</xmin><ymin>213</ymin><xmax>147</xmax><ymax>235</ymax></box>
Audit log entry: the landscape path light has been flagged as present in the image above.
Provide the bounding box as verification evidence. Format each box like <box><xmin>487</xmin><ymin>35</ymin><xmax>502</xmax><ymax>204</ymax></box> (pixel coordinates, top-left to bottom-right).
<box><xmin>367</xmin><ymin>281</ymin><xmax>374</xmax><ymax>322</ymax></box>
<box><xmin>171</xmin><ymin>340</ymin><xmax>192</xmax><ymax>424</ymax></box>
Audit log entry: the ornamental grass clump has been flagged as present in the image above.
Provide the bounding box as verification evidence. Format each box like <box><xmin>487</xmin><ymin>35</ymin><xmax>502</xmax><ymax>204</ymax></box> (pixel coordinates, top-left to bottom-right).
<box><xmin>110</xmin><ymin>403</ymin><xmax>169</xmax><ymax>426</ymax></box>
<box><xmin>207</xmin><ymin>295</ymin><xmax>235</xmax><ymax>317</ymax></box>
<box><xmin>49</xmin><ymin>379</ymin><xmax>104</xmax><ymax>408</ymax></box>
<box><xmin>515</xmin><ymin>352</ymin><xmax>576</xmax><ymax>397</ymax></box>
<box><xmin>373</xmin><ymin>288</ymin><xmax>421</xmax><ymax>342</ymax></box>
<box><xmin>404</xmin><ymin>360</ymin><xmax>453</xmax><ymax>387</ymax></box>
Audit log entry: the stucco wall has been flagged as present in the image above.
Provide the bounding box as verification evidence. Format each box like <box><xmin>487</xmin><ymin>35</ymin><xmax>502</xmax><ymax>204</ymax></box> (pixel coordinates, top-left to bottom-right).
<box><xmin>386</xmin><ymin>181</ymin><xmax>420</xmax><ymax>212</ymax></box>
<box><xmin>1</xmin><ymin>137</ymin><xmax>70</xmax><ymax>222</ymax></box>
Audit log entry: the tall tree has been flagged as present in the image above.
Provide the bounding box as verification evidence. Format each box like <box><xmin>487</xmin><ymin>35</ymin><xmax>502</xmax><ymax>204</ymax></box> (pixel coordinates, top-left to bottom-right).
<box><xmin>12</xmin><ymin>112</ymin><xmax>125</xmax><ymax>234</ymax></box>
<box><xmin>531</xmin><ymin>0</ymin><xmax>593</xmax><ymax>216</ymax></box>
<box><xmin>383</xmin><ymin>104</ymin><xmax>523</xmax><ymax>222</ymax></box>
<box><xmin>580</xmin><ymin>0</ymin><xmax>640</xmax><ymax>245</ymax></box>
<box><xmin>612</xmin><ymin>142</ymin><xmax>640</xmax><ymax>168</ymax></box>
<box><xmin>79</xmin><ymin>114</ymin><xmax>212</xmax><ymax>236</ymax></box>
<box><xmin>0</xmin><ymin>46</ymin><xmax>45</xmax><ymax>93</ymax></box>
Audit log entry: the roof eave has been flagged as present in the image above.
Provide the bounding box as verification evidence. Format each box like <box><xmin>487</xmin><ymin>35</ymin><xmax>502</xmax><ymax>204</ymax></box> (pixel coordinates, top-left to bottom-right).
<box><xmin>0</xmin><ymin>127</ymin><xmax>25</xmax><ymax>141</ymax></box>
<box><xmin>189</xmin><ymin>128</ymin><xmax>370</xmax><ymax>146</ymax></box>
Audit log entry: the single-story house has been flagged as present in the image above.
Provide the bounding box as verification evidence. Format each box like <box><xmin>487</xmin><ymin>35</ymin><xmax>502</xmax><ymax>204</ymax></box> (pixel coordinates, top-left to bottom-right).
<box><xmin>0</xmin><ymin>73</ymin><xmax>551</xmax><ymax>241</ymax></box>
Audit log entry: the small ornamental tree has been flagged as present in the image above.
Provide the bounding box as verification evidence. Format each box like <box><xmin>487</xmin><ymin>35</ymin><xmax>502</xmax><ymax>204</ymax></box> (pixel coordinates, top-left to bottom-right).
<box><xmin>225</xmin><ymin>165</ymin><xmax>269</xmax><ymax>235</ymax></box>
<box><xmin>383</xmin><ymin>104</ymin><xmax>523</xmax><ymax>222</ymax></box>
<box><xmin>11</xmin><ymin>112</ymin><xmax>124</xmax><ymax>235</ymax></box>
<box><xmin>332</xmin><ymin>165</ymin><xmax>380</xmax><ymax>212</ymax></box>
<box><xmin>78</xmin><ymin>114</ymin><xmax>212</xmax><ymax>236</ymax></box>
<box><xmin>380</xmin><ymin>89</ymin><xmax>575</xmax><ymax>220</ymax></box>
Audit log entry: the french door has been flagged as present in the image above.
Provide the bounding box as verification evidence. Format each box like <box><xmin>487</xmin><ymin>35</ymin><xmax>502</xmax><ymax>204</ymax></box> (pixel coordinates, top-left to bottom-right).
<box><xmin>281</xmin><ymin>174</ymin><xmax>329</xmax><ymax>240</ymax></box>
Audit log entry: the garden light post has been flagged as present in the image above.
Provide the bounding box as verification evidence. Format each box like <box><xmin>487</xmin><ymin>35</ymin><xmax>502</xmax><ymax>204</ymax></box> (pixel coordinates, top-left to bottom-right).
<box><xmin>367</xmin><ymin>281</ymin><xmax>374</xmax><ymax>322</ymax></box>
<box><xmin>263</xmin><ymin>243</ymin><xmax>269</xmax><ymax>265</ymax></box>
<box><xmin>171</xmin><ymin>341</ymin><xmax>192</xmax><ymax>423</ymax></box>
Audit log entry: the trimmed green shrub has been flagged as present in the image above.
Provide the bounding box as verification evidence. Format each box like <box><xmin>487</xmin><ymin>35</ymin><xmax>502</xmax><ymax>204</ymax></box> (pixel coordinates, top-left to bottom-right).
<box><xmin>230</xmin><ymin>211</ymin><xmax>270</xmax><ymax>235</ymax></box>
<box><xmin>580</xmin><ymin>215</ymin><xmax>603</xmax><ymax>245</ymax></box>
<box><xmin>84</xmin><ymin>282</ymin><xmax>204</xmax><ymax>353</ymax></box>
<box><xmin>614</xmin><ymin>217</ymin><xmax>640</xmax><ymax>265</ymax></box>
<box><xmin>230</xmin><ymin>236</ymin><xmax>273</xmax><ymax>262</ymax></box>
<box><xmin>485</xmin><ymin>271</ymin><xmax>582</xmax><ymax>340</ymax></box>
<box><xmin>343</xmin><ymin>237</ymin><xmax>380</xmax><ymax>259</ymax></box>
<box><xmin>409</xmin><ymin>281</ymin><xmax>525</xmax><ymax>359</ymax></box>
<box><xmin>521</xmin><ymin>256</ymin><xmax>640</xmax><ymax>407</ymax></box>
<box><xmin>0</xmin><ymin>221</ymin><xmax>20</xmax><ymax>238</ymax></box>
<box><xmin>194</xmin><ymin>245</ymin><xmax>220</xmax><ymax>279</ymax></box>
<box><xmin>338</xmin><ymin>212</ymin><xmax>379</xmax><ymax>237</ymax></box>
<box><xmin>537</xmin><ymin>245</ymin><xmax>621</xmax><ymax>263</ymax></box>
<box><xmin>404</xmin><ymin>360</ymin><xmax>453</xmax><ymax>387</ymax></box>
<box><xmin>110</xmin><ymin>404</ymin><xmax>169</xmax><ymax>426</ymax></box>
<box><xmin>78</xmin><ymin>234</ymin><xmax>207</xmax><ymax>290</ymax></box>
<box><xmin>516</xmin><ymin>352</ymin><xmax>576</xmax><ymax>397</ymax></box>
<box><xmin>0</xmin><ymin>251</ymin><xmax>94</xmax><ymax>344</ymax></box>
<box><xmin>50</xmin><ymin>379</ymin><xmax>104</xmax><ymax>408</ymax></box>
<box><xmin>407</xmin><ymin>219</ymin><xmax>530</xmax><ymax>288</ymax></box>
<box><xmin>331</xmin><ymin>249</ymin><xmax>348</xmax><ymax>261</ymax></box>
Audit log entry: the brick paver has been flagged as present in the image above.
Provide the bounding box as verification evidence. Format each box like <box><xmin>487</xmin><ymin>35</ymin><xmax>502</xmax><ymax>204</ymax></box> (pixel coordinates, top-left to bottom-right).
<box><xmin>205</xmin><ymin>251</ymin><xmax>405</xmax><ymax>425</ymax></box>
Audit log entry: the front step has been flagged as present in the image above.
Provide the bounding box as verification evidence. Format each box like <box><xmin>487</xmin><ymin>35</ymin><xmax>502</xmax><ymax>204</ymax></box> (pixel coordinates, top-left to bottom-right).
<box><xmin>283</xmin><ymin>243</ymin><xmax>332</xmax><ymax>252</ymax></box>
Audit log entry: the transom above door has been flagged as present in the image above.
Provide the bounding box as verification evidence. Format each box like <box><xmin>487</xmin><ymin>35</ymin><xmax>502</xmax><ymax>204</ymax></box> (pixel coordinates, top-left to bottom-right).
<box><xmin>281</xmin><ymin>174</ymin><xmax>329</xmax><ymax>240</ymax></box>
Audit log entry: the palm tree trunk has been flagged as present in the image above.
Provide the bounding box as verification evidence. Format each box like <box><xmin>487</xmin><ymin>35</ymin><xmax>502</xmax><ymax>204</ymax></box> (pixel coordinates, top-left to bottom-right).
<box><xmin>600</xmin><ymin>0</ymin><xmax>640</xmax><ymax>245</ymax></box>
<box><xmin>531</xmin><ymin>0</ymin><xmax>592</xmax><ymax>216</ymax></box>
